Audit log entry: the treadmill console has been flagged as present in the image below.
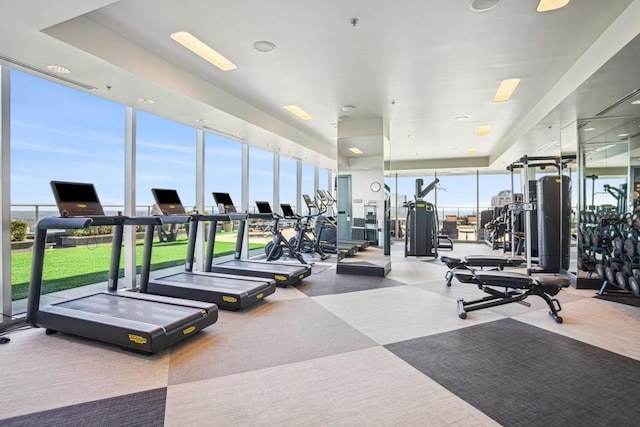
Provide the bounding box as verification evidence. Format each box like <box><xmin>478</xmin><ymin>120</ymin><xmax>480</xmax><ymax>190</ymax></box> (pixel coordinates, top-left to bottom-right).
<box><xmin>280</xmin><ymin>204</ymin><xmax>296</xmax><ymax>218</ymax></box>
<box><xmin>51</xmin><ymin>181</ymin><xmax>105</xmax><ymax>217</ymax></box>
<box><xmin>255</xmin><ymin>201</ymin><xmax>273</xmax><ymax>214</ymax></box>
<box><xmin>212</xmin><ymin>192</ymin><xmax>237</xmax><ymax>213</ymax></box>
<box><xmin>151</xmin><ymin>188</ymin><xmax>186</xmax><ymax>215</ymax></box>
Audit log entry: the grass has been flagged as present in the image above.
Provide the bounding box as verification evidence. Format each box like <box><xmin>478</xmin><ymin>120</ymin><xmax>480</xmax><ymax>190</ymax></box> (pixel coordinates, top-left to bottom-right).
<box><xmin>11</xmin><ymin>237</ymin><xmax>265</xmax><ymax>300</ymax></box>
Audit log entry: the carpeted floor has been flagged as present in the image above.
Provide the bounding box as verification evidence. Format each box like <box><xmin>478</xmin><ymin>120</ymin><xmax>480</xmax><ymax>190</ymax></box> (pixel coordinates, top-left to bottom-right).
<box><xmin>386</xmin><ymin>318</ymin><xmax>640</xmax><ymax>426</ymax></box>
<box><xmin>2</xmin><ymin>243</ymin><xmax>640</xmax><ymax>425</ymax></box>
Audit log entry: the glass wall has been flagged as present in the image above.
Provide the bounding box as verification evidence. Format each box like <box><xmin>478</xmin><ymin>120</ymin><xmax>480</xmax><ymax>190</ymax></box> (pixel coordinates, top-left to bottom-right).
<box><xmin>301</xmin><ymin>162</ymin><xmax>314</xmax><ymax>214</ymax></box>
<box><xmin>280</xmin><ymin>156</ymin><xmax>297</xmax><ymax>212</ymax></box>
<box><xmin>205</xmin><ymin>132</ymin><xmax>242</xmax><ymax>212</ymax></box>
<box><xmin>10</xmin><ymin>69</ymin><xmax>125</xmax><ymax>312</ymax></box>
<box><xmin>248</xmin><ymin>146</ymin><xmax>274</xmax><ymax>210</ymax></box>
<box><xmin>136</xmin><ymin>111</ymin><xmax>196</xmax><ymax>210</ymax></box>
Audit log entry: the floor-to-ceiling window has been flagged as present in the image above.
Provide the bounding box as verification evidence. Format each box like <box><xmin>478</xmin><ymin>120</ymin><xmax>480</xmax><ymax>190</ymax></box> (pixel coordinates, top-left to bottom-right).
<box><xmin>280</xmin><ymin>156</ymin><xmax>297</xmax><ymax>212</ymax></box>
<box><xmin>248</xmin><ymin>146</ymin><xmax>274</xmax><ymax>210</ymax></box>
<box><xmin>301</xmin><ymin>162</ymin><xmax>314</xmax><ymax>213</ymax></box>
<box><xmin>10</xmin><ymin>69</ymin><xmax>125</xmax><ymax>313</ymax></box>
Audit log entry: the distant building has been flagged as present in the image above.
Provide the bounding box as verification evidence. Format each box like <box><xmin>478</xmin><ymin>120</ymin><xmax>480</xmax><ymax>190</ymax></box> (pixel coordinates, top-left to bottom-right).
<box><xmin>491</xmin><ymin>190</ymin><xmax>512</xmax><ymax>207</ymax></box>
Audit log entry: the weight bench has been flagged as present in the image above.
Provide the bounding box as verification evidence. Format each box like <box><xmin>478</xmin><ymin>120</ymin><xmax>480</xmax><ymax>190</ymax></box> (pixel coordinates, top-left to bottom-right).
<box><xmin>441</xmin><ymin>255</ymin><xmax>525</xmax><ymax>287</ymax></box>
<box><xmin>455</xmin><ymin>270</ymin><xmax>570</xmax><ymax>323</ymax></box>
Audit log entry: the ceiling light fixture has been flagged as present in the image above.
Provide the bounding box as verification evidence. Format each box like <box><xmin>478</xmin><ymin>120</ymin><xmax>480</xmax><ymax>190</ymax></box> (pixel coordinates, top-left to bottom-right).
<box><xmin>253</xmin><ymin>41</ymin><xmax>276</xmax><ymax>53</ymax></box>
<box><xmin>454</xmin><ymin>115</ymin><xmax>470</xmax><ymax>122</ymax></box>
<box><xmin>537</xmin><ymin>0</ymin><xmax>570</xmax><ymax>13</ymax></box>
<box><xmin>632</xmin><ymin>100</ymin><xmax>640</xmax><ymax>105</ymax></box>
<box><xmin>618</xmin><ymin>133</ymin><xmax>630</xmax><ymax>138</ymax></box>
<box><xmin>583</xmin><ymin>127</ymin><xmax>596</xmax><ymax>132</ymax></box>
<box><xmin>138</xmin><ymin>98</ymin><xmax>154</xmax><ymax>104</ymax></box>
<box><xmin>349</xmin><ymin>147</ymin><xmax>363</xmax><ymax>154</ymax></box>
<box><xmin>342</xmin><ymin>105</ymin><xmax>356</xmax><ymax>111</ymax></box>
<box><xmin>196</xmin><ymin>119</ymin><xmax>207</xmax><ymax>124</ymax></box>
<box><xmin>477</xmin><ymin>125</ymin><xmax>492</xmax><ymax>136</ymax></box>
<box><xmin>338</xmin><ymin>115</ymin><xmax>350</xmax><ymax>120</ymax></box>
<box><xmin>170</xmin><ymin>31</ymin><xmax>237</xmax><ymax>71</ymax></box>
<box><xmin>468</xmin><ymin>148</ymin><xmax>478</xmax><ymax>154</ymax></box>
<box><xmin>46</xmin><ymin>64</ymin><xmax>70</xmax><ymax>74</ymax></box>
<box><xmin>284</xmin><ymin>105</ymin><xmax>313</xmax><ymax>120</ymax></box>
<box><xmin>469</xmin><ymin>0</ymin><xmax>500</xmax><ymax>12</ymax></box>
<box><xmin>493</xmin><ymin>78</ymin><xmax>520</xmax><ymax>102</ymax></box>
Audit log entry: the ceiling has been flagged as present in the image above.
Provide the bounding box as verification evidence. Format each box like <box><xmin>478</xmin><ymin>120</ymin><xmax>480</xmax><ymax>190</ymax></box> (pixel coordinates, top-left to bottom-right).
<box><xmin>1</xmin><ymin>0</ymin><xmax>640</xmax><ymax>174</ymax></box>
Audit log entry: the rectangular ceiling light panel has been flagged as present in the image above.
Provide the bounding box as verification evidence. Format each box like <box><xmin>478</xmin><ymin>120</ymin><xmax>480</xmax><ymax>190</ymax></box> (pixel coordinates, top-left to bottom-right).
<box><xmin>348</xmin><ymin>147</ymin><xmax>363</xmax><ymax>154</ymax></box>
<box><xmin>477</xmin><ymin>125</ymin><xmax>492</xmax><ymax>136</ymax></box>
<box><xmin>537</xmin><ymin>0</ymin><xmax>570</xmax><ymax>12</ymax></box>
<box><xmin>493</xmin><ymin>78</ymin><xmax>521</xmax><ymax>102</ymax></box>
<box><xmin>284</xmin><ymin>105</ymin><xmax>313</xmax><ymax>120</ymax></box>
<box><xmin>170</xmin><ymin>31</ymin><xmax>237</xmax><ymax>71</ymax></box>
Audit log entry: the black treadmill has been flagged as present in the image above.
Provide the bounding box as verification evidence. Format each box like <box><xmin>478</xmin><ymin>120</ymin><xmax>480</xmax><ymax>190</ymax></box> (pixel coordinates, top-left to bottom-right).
<box><xmin>26</xmin><ymin>181</ymin><xmax>218</xmax><ymax>354</ymax></box>
<box><xmin>139</xmin><ymin>189</ymin><xmax>276</xmax><ymax>310</ymax></box>
<box><xmin>207</xmin><ymin>192</ymin><xmax>312</xmax><ymax>287</ymax></box>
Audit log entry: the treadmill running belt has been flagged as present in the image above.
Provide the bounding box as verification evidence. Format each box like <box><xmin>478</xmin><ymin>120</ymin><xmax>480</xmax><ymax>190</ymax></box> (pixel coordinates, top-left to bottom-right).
<box><xmin>159</xmin><ymin>272</ymin><xmax>273</xmax><ymax>293</ymax></box>
<box><xmin>57</xmin><ymin>293</ymin><xmax>205</xmax><ymax>331</ymax></box>
<box><xmin>217</xmin><ymin>259</ymin><xmax>308</xmax><ymax>274</ymax></box>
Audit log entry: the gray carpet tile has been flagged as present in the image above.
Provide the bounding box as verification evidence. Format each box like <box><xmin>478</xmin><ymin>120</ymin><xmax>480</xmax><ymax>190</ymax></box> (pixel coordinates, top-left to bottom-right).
<box><xmin>0</xmin><ymin>388</ymin><xmax>166</xmax><ymax>427</ymax></box>
<box><xmin>165</xmin><ymin>347</ymin><xmax>499</xmax><ymax>426</ymax></box>
<box><xmin>386</xmin><ymin>318</ymin><xmax>640</xmax><ymax>427</ymax></box>
<box><xmin>167</xmin><ymin>298</ymin><xmax>378</xmax><ymax>385</ymax></box>
<box><xmin>295</xmin><ymin>268</ymin><xmax>406</xmax><ymax>297</ymax></box>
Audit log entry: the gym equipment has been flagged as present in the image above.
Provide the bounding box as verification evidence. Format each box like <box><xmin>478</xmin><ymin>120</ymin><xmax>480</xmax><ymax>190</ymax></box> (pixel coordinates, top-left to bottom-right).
<box><xmin>455</xmin><ymin>270</ymin><xmax>570</xmax><ymax>323</ymax></box>
<box><xmin>278</xmin><ymin>202</ymin><xmax>331</xmax><ymax>261</ymax></box>
<box><xmin>302</xmin><ymin>194</ymin><xmax>359</xmax><ymax>256</ymax></box>
<box><xmin>404</xmin><ymin>178</ymin><xmax>452</xmax><ymax>258</ymax></box>
<box><xmin>207</xmin><ymin>193</ymin><xmax>312</xmax><ymax>287</ymax></box>
<box><xmin>139</xmin><ymin>189</ymin><xmax>276</xmax><ymax>311</ymax></box>
<box><xmin>316</xmin><ymin>190</ymin><xmax>371</xmax><ymax>250</ymax></box>
<box><xmin>440</xmin><ymin>255</ymin><xmax>524</xmax><ymax>287</ymax></box>
<box><xmin>27</xmin><ymin>181</ymin><xmax>218</xmax><ymax>354</ymax></box>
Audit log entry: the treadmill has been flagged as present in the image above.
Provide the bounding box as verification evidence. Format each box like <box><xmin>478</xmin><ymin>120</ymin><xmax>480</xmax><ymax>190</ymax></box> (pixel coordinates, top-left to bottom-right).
<box><xmin>139</xmin><ymin>189</ymin><xmax>276</xmax><ymax>310</ymax></box>
<box><xmin>207</xmin><ymin>192</ymin><xmax>312</xmax><ymax>287</ymax></box>
<box><xmin>27</xmin><ymin>181</ymin><xmax>218</xmax><ymax>354</ymax></box>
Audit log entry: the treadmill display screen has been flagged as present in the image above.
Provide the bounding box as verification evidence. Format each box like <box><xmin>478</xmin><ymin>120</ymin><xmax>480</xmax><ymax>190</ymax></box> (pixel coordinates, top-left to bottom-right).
<box><xmin>151</xmin><ymin>188</ymin><xmax>186</xmax><ymax>215</ymax></box>
<box><xmin>280</xmin><ymin>204</ymin><xmax>295</xmax><ymax>217</ymax></box>
<box><xmin>255</xmin><ymin>201</ymin><xmax>272</xmax><ymax>214</ymax></box>
<box><xmin>51</xmin><ymin>181</ymin><xmax>105</xmax><ymax>216</ymax></box>
<box><xmin>212</xmin><ymin>192</ymin><xmax>237</xmax><ymax>213</ymax></box>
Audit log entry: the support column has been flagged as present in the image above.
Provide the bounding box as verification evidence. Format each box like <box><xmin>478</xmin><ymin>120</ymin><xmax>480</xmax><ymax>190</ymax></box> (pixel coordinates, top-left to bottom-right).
<box><xmin>273</xmin><ymin>153</ymin><xmax>279</xmax><ymax>213</ymax></box>
<box><xmin>195</xmin><ymin>129</ymin><xmax>205</xmax><ymax>271</ymax></box>
<box><xmin>123</xmin><ymin>107</ymin><xmax>137</xmax><ymax>289</ymax></box>
<box><xmin>0</xmin><ymin>66</ymin><xmax>11</xmax><ymax>318</ymax></box>
<box><xmin>241</xmin><ymin>143</ymin><xmax>249</xmax><ymax>258</ymax></box>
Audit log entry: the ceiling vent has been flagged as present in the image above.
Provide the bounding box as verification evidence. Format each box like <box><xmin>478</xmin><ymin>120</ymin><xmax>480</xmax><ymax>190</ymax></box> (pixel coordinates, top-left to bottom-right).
<box><xmin>0</xmin><ymin>54</ymin><xmax>97</xmax><ymax>91</ymax></box>
<box><xmin>595</xmin><ymin>87</ymin><xmax>640</xmax><ymax>116</ymax></box>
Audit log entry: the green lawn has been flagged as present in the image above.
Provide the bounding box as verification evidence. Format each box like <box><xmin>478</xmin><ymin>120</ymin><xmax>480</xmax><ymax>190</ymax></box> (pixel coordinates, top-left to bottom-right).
<box><xmin>11</xmin><ymin>238</ymin><xmax>265</xmax><ymax>300</ymax></box>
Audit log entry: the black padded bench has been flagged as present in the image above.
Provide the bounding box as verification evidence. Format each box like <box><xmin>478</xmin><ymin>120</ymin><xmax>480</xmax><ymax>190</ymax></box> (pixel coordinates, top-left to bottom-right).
<box><xmin>456</xmin><ymin>270</ymin><xmax>570</xmax><ymax>323</ymax></box>
<box><xmin>441</xmin><ymin>255</ymin><xmax>525</xmax><ymax>286</ymax></box>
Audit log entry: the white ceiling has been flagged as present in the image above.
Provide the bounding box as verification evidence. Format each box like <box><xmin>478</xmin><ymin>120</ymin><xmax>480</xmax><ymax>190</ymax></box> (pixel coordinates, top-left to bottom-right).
<box><xmin>1</xmin><ymin>0</ymin><xmax>640</xmax><ymax>174</ymax></box>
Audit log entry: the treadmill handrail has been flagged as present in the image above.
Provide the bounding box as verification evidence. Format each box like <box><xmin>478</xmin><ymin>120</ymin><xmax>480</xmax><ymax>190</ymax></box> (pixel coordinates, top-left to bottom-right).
<box><xmin>37</xmin><ymin>216</ymin><xmax>92</xmax><ymax>230</ymax></box>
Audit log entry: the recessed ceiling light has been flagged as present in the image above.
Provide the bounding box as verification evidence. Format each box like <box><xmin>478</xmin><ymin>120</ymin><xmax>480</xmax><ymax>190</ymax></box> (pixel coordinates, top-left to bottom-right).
<box><xmin>583</xmin><ymin>127</ymin><xmax>596</xmax><ymax>132</ymax></box>
<box><xmin>477</xmin><ymin>125</ymin><xmax>492</xmax><ymax>136</ymax></box>
<box><xmin>632</xmin><ymin>100</ymin><xmax>640</xmax><ymax>105</ymax></box>
<box><xmin>196</xmin><ymin>118</ymin><xmax>207</xmax><ymax>124</ymax></box>
<box><xmin>338</xmin><ymin>115</ymin><xmax>350</xmax><ymax>120</ymax></box>
<box><xmin>342</xmin><ymin>105</ymin><xmax>356</xmax><ymax>111</ymax></box>
<box><xmin>138</xmin><ymin>98</ymin><xmax>154</xmax><ymax>104</ymax></box>
<box><xmin>171</xmin><ymin>31</ymin><xmax>237</xmax><ymax>71</ymax></box>
<box><xmin>349</xmin><ymin>147</ymin><xmax>363</xmax><ymax>154</ymax></box>
<box><xmin>284</xmin><ymin>105</ymin><xmax>313</xmax><ymax>120</ymax></box>
<box><xmin>253</xmin><ymin>41</ymin><xmax>276</xmax><ymax>53</ymax></box>
<box><xmin>46</xmin><ymin>65</ymin><xmax>70</xmax><ymax>74</ymax></box>
<box><xmin>618</xmin><ymin>133</ymin><xmax>630</xmax><ymax>137</ymax></box>
<box><xmin>454</xmin><ymin>115</ymin><xmax>470</xmax><ymax>122</ymax></box>
<box><xmin>469</xmin><ymin>0</ymin><xmax>500</xmax><ymax>12</ymax></box>
<box><xmin>537</xmin><ymin>0</ymin><xmax>570</xmax><ymax>13</ymax></box>
<box><xmin>469</xmin><ymin>148</ymin><xmax>478</xmax><ymax>154</ymax></box>
<box><xmin>493</xmin><ymin>79</ymin><xmax>520</xmax><ymax>102</ymax></box>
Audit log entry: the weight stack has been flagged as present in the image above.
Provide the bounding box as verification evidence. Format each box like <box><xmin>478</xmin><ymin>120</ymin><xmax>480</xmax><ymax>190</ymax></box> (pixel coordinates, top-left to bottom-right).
<box><xmin>537</xmin><ymin>175</ymin><xmax>571</xmax><ymax>273</ymax></box>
